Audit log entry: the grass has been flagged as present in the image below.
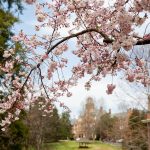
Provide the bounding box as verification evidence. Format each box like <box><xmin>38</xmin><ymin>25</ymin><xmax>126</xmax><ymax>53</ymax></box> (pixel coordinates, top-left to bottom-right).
<box><xmin>43</xmin><ymin>141</ymin><xmax>122</xmax><ymax>150</ymax></box>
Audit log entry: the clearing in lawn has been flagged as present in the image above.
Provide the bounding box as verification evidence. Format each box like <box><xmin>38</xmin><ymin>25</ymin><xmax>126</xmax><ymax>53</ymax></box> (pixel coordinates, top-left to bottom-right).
<box><xmin>43</xmin><ymin>141</ymin><xmax>122</xmax><ymax>150</ymax></box>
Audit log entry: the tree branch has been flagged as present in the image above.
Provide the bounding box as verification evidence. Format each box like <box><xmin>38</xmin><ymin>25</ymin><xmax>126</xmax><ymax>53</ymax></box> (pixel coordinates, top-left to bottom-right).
<box><xmin>4</xmin><ymin>27</ymin><xmax>150</xmax><ymax>119</ymax></box>
<box><xmin>38</xmin><ymin>67</ymin><xmax>49</xmax><ymax>99</ymax></box>
<box><xmin>12</xmin><ymin>29</ymin><xmax>150</xmax><ymax>96</ymax></box>
<box><xmin>46</xmin><ymin>28</ymin><xmax>113</xmax><ymax>55</ymax></box>
<box><xmin>136</xmin><ymin>39</ymin><xmax>150</xmax><ymax>45</ymax></box>
<box><xmin>45</xmin><ymin>28</ymin><xmax>150</xmax><ymax>57</ymax></box>
<box><xmin>21</xmin><ymin>29</ymin><xmax>150</xmax><ymax>94</ymax></box>
<box><xmin>20</xmin><ymin>67</ymin><xmax>35</xmax><ymax>92</ymax></box>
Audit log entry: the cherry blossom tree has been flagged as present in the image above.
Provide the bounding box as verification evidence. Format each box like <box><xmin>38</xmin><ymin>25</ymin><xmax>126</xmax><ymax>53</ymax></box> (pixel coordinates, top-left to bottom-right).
<box><xmin>1</xmin><ymin>0</ymin><xmax>150</xmax><ymax>130</ymax></box>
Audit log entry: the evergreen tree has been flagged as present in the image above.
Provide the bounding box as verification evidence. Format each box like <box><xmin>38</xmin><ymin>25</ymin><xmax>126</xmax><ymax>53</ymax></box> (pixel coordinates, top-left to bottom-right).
<box><xmin>98</xmin><ymin>113</ymin><xmax>117</xmax><ymax>141</ymax></box>
<box><xmin>48</xmin><ymin>108</ymin><xmax>60</xmax><ymax>142</ymax></box>
<box><xmin>0</xmin><ymin>0</ymin><xmax>25</xmax><ymax>81</ymax></box>
<box><xmin>0</xmin><ymin>0</ymin><xmax>23</xmax><ymax>11</ymax></box>
<box><xmin>0</xmin><ymin>0</ymin><xmax>23</xmax><ymax>60</ymax></box>
<box><xmin>0</xmin><ymin>111</ymin><xmax>28</xmax><ymax>150</ymax></box>
<box><xmin>59</xmin><ymin>112</ymin><xmax>72</xmax><ymax>139</ymax></box>
<box><xmin>123</xmin><ymin>109</ymin><xmax>148</xmax><ymax>150</ymax></box>
<box><xmin>0</xmin><ymin>1</ymin><xmax>29</xmax><ymax>150</ymax></box>
<box><xmin>26</xmin><ymin>97</ymin><xmax>48</xmax><ymax>150</ymax></box>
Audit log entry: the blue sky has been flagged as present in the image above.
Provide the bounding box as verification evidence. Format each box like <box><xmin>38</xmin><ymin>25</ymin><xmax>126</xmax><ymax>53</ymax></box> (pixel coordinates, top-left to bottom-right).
<box><xmin>12</xmin><ymin>2</ymin><xmax>148</xmax><ymax>118</ymax></box>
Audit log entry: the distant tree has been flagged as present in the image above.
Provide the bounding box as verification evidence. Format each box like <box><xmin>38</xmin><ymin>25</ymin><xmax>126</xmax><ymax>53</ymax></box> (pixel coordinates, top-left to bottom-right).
<box><xmin>26</xmin><ymin>96</ymin><xmax>61</xmax><ymax>148</ymax></box>
<box><xmin>59</xmin><ymin>112</ymin><xmax>72</xmax><ymax>139</ymax></box>
<box><xmin>98</xmin><ymin>112</ymin><xmax>117</xmax><ymax>141</ymax></box>
<box><xmin>123</xmin><ymin>109</ymin><xmax>148</xmax><ymax>150</ymax></box>
<box><xmin>0</xmin><ymin>9</ymin><xmax>17</xmax><ymax>50</ymax></box>
<box><xmin>0</xmin><ymin>0</ymin><xmax>23</xmax><ymax>64</ymax></box>
<box><xmin>0</xmin><ymin>111</ymin><xmax>28</xmax><ymax>150</ymax></box>
<box><xmin>0</xmin><ymin>0</ymin><xmax>23</xmax><ymax>12</ymax></box>
<box><xmin>0</xmin><ymin>1</ymin><xmax>29</xmax><ymax>149</ymax></box>
<box><xmin>44</xmin><ymin>107</ymin><xmax>60</xmax><ymax>142</ymax></box>
<box><xmin>0</xmin><ymin>0</ymin><xmax>26</xmax><ymax>107</ymax></box>
<box><xmin>26</xmin><ymin>97</ymin><xmax>48</xmax><ymax>150</ymax></box>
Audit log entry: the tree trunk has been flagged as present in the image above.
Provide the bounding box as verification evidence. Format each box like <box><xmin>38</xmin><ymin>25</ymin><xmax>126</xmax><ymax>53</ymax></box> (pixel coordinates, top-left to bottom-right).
<box><xmin>148</xmin><ymin>95</ymin><xmax>150</xmax><ymax>150</ymax></box>
<box><xmin>148</xmin><ymin>123</ymin><xmax>150</xmax><ymax>150</ymax></box>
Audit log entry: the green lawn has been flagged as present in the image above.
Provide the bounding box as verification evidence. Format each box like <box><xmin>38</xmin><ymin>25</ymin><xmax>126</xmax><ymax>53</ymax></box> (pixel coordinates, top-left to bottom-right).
<box><xmin>43</xmin><ymin>141</ymin><xmax>122</xmax><ymax>150</ymax></box>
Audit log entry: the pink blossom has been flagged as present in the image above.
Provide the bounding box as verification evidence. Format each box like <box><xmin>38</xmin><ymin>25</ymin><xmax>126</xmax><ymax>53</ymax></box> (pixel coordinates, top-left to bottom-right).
<box><xmin>106</xmin><ymin>84</ymin><xmax>116</xmax><ymax>94</ymax></box>
<box><xmin>15</xmin><ymin>102</ymin><xmax>24</xmax><ymax>110</ymax></box>
<box><xmin>42</xmin><ymin>54</ymin><xmax>49</xmax><ymax>60</ymax></box>
<box><xmin>1</xmin><ymin>128</ymin><xmax>5</xmax><ymax>131</ymax></box>
<box><xmin>3</xmin><ymin>51</ymin><xmax>11</xmax><ymax>58</ymax></box>
<box><xmin>37</xmin><ymin>14</ymin><xmax>45</xmax><ymax>22</ymax></box>
<box><xmin>126</xmin><ymin>73</ymin><xmax>135</xmax><ymax>82</ymax></box>
<box><xmin>143</xmin><ymin>34</ymin><xmax>150</xmax><ymax>40</ymax></box>
<box><xmin>11</xmin><ymin>35</ymin><xmax>19</xmax><ymax>42</ymax></box>
<box><xmin>47</xmin><ymin>61</ymin><xmax>57</xmax><ymax>79</ymax></box>
<box><xmin>60</xmin><ymin>102</ymin><xmax>64</xmax><ymax>107</ymax></box>
<box><xmin>68</xmin><ymin>4</ymin><xmax>75</xmax><ymax>11</ymax></box>
<box><xmin>66</xmin><ymin>92</ymin><xmax>72</xmax><ymax>97</ymax></box>
<box><xmin>25</xmin><ymin>0</ymin><xmax>36</xmax><ymax>5</ymax></box>
<box><xmin>5</xmin><ymin>61</ymin><xmax>14</xmax><ymax>71</ymax></box>
<box><xmin>12</xmin><ymin>78</ymin><xmax>22</xmax><ymax>88</ymax></box>
<box><xmin>135</xmin><ymin>58</ymin><xmax>144</xmax><ymax>67</ymax></box>
<box><xmin>35</xmin><ymin>25</ymin><xmax>40</xmax><ymax>31</ymax></box>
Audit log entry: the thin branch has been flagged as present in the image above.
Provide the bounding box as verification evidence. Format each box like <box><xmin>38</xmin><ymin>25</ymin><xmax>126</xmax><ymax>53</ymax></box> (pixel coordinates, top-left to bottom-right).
<box><xmin>20</xmin><ymin>67</ymin><xmax>35</xmax><ymax>92</ymax></box>
<box><xmin>38</xmin><ymin>67</ymin><xmax>49</xmax><ymax>99</ymax></box>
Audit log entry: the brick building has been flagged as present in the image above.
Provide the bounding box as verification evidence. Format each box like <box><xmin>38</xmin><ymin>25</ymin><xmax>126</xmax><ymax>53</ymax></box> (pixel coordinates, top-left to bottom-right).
<box><xmin>72</xmin><ymin>97</ymin><xmax>106</xmax><ymax>140</ymax></box>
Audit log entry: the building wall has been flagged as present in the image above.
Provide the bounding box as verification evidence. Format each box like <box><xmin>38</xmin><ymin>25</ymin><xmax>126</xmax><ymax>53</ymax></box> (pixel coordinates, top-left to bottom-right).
<box><xmin>72</xmin><ymin>97</ymin><xmax>106</xmax><ymax>140</ymax></box>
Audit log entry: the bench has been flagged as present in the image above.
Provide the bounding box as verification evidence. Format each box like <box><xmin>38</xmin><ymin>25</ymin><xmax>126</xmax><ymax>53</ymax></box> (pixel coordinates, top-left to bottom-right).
<box><xmin>78</xmin><ymin>140</ymin><xmax>89</xmax><ymax>148</ymax></box>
